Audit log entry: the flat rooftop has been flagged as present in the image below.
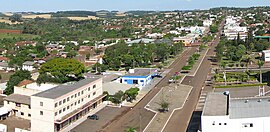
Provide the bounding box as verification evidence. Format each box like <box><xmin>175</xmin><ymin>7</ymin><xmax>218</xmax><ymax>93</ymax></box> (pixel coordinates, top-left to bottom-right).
<box><xmin>230</xmin><ymin>96</ymin><xmax>270</xmax><ymax>119</ymax></box>
<box><xmin>203</xmin><ymin>92</ymin><xmax>228</xmax><ymax>116</ymax></box>
<box><xmin>4</xmin><ymin>94</ymin><xmax>30</xmax><ymax>105</ymax></box>
<box><xmin>125</xmin><ymin>68</ymin><xmax>157</xmax><ymax>76</ymax></box>
<box><xmin>33</xmin><ymin>77</ymin><xmax>101</xmax><ymax>99</ymax></box>
<box><xmin>19</xmin><ymin>82</ymin><xmax>58</xmax><ymax>91</ymax></box>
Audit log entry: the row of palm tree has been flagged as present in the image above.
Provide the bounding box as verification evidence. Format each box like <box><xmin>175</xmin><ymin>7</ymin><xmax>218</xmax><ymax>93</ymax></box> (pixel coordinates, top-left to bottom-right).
<box><xmin>219</xmin><ymin>57</ymin><xmax>264</xmax><ymax>86</ymax></box>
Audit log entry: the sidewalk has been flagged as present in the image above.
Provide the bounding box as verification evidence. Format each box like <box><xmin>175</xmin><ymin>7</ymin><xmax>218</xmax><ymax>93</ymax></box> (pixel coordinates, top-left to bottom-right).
<box><xmin>123</xmin><ymin>69</ymin><xmax>171</xmax><ymax>107</ymax></box>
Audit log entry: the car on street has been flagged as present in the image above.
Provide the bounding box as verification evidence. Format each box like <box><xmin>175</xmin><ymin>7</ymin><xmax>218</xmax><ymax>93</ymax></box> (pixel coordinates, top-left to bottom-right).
<box><xmin>155</xmin><ymin>74</ymin><xmax>162</xmax><ymax>78</ymax></box>
<box><xmin>87</xmin><ymin>114</ymin><xmax>99</xmax><ymax>120</ymax></box>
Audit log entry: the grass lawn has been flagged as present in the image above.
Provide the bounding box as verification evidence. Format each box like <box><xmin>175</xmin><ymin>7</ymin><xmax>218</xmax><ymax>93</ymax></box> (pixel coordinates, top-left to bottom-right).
<box><xmin>0</xmin><ymin>33</ymin><xmax>40</xmax><ymax>39</ymax></box>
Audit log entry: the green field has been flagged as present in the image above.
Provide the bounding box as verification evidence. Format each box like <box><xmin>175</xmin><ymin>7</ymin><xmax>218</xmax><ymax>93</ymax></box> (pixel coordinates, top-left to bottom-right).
<box><xmin>0</xmin><ymin>33</ymin><xmax>40</xmax><ymax>39</ymax></box>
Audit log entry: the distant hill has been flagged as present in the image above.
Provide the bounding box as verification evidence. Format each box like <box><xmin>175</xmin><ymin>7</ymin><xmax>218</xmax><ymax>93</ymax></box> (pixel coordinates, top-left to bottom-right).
<box><xmin>52</xmin><ymin>11</ymin><xmax>97</xmax><ymax>17</ymax></box>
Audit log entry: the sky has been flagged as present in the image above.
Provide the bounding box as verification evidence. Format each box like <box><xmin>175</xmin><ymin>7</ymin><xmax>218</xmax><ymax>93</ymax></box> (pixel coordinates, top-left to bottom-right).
<box><xmin>0</xmin><ymin>0</ymin><xmax>269</xmax><ymax>12</ymax></box>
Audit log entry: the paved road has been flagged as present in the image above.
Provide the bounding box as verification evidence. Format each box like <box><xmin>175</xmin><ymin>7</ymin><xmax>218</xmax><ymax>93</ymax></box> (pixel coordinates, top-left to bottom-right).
<box><xmin>162</xmin><ymin>20</ymin><xmax>225</xmax><ymax>132</ymax></box>
<box><xmin>103</xmin><ymin>47</ymin><xmax>197</xmax><ymax>132</ymax></box>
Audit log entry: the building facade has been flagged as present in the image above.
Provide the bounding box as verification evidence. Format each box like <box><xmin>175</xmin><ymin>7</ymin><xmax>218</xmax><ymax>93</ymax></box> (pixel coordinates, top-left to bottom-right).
<box><xmin>202</xmin><ymin>92</ymin><xmax>270</xmax><ymax>132</ymax></box>
<box><xmin>31</xmin><ymin>77</ymin><xmax>106</xmax><ymax>132</ymax></box>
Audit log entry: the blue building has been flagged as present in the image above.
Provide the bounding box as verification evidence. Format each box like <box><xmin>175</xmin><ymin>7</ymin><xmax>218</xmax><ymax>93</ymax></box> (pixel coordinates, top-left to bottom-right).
<box><xmin>120</xmin><ymin>68</ymin><xmax>158</xmax><ymax>89</ymax></box>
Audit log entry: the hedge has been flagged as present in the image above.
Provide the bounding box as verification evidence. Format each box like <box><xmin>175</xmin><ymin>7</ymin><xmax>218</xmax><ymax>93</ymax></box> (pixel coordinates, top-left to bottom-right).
<box><xmin>214</xmin><ymin>83</ymin><xmax>267</xmax><ymax>88</ymax></box>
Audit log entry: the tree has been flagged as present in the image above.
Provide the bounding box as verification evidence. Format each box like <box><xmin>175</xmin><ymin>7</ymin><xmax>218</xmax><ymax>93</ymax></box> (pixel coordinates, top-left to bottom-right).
<box><xmin>157</xmin><ymin>100</ymin><xmax>169</xmax><ymax>112</ymax></box>
<box><xmin>109</xmin><ymin>90</ymin><xmax>124</xmax><ymax>104</ymax></box>
<box><xmin>220</xmin><ymin>60</ymin><xmax>227</xmax><ymax>86</ymax></box>
<box><xmin>257</xmin><ymin>60</ymin><xmax>264</xmax><ymax>83</ymax></box>
<box><xmin>124</xmin><ymin>127</ymin><xmax>136</xmax><ymax>132</ymax></box>
<box><xmin>9</xmin><ymin>13</ymin><xmax>22</xmax><ymax>22</ymax></box>
<box><xmin>37</xmin><ymin>58</ymin><xmax>86</xmax><ymax>84</ymax></box>
<box><xmin>123</xmin><ymin>88</ymin><xmax>139</xmax><ymax>102</ymax></box>
<box><xmin>5</xmin><ymin>70</ymin><xmax>31</xmax><ymax>95</ymax></box>
<box><xmin>210</xmin><ymin>24</ymin><xmax>218</xmax><ymax>33</ymax></box>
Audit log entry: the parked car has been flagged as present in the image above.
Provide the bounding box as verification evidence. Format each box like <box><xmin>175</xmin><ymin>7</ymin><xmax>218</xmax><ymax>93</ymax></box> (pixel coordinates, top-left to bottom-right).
<box><xmin>87</xmin><ymin>114</ymin><xmax>99</xmax><ymax>120</ymax></box>
<box><xmin>155</xmin><ymin>74</ymin><xmax>162</xmax><ymax>78</ymax></box>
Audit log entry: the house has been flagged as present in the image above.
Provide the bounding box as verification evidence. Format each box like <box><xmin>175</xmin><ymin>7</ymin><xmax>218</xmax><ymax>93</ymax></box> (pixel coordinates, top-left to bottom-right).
<box><xmin>4</xmin><ymin>94</ymin><xmax>31</xmax><ymax>120</ymax></box>
<box><xmin>262</xmin><ymin>50</ymin><xmax>270</xmax><ymax>62</ymax></box>
<box><xmin>202</xmin><ymin>92</ymin><xmax>270</xmax><ymax>132</ymax></box>
<box><xmin>22</xmin><ymin>61</ymin><xmax>35</xmax><ymax>71</ymax></box>
<box><xmin>15</xmin><ymin>41</ymin><xmax>36</xmax><ymax>48</ymax></box>
<box><xmin>3</xmin><ymin>80</ymin><xmax>58</xmax><ymax>120</ymax></box>
<box><xmin>173</xmin><ymin>35</ymin><xmax>195</xmax><ymax>46</ymax></box>
<box><xmin>0</xmin><ymin>57</ymin><xmax>9</xmax><ymax>62</ymax></box>
<box><xmin>118</xmin><ymin>68</ymin><xmax>158</xmax><ymax>89</ymax></box>
<box><xmin>0</xmin><ymin>62</ymin><xmax>14</xmax><ymax>71</ymax></box>
<box><xmin>31</xmin><ymin>77</ymin><xmax>106</xmax><ymax>132</ymax></box>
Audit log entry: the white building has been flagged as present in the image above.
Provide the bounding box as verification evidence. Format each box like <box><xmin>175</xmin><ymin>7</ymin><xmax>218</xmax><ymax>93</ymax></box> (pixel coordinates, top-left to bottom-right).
<box><xmin>203</xmin><ymin>20</ymin><xmax>213</xmax><ymax>27</ymax></box>
<box><xmin>22</xmin><ymin>61</ymin><xmax>35</xmax><ymax>71</ymax></box>
<box><xmin>202</xmin><ymin>92</ymin><xmax>270</xmax><ymax>132</ymax></box>
<box><xmin>31</xmin><ymin>77</ymin><xmax>106</xmax><ymax>132</ymax></box>
<box><xmin>262</xmin><ymin>50</ymin><xmax>270</xmax><ymax>62</ymax></box>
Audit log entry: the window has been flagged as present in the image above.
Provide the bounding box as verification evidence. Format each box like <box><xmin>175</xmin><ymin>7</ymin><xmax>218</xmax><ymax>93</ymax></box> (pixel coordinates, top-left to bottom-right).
<box><xmin>59</xmin><ymin>101</ymin><xmax>62</xmax><ymax>106</ymax></box>
<box><xmin>78</xmin><ymin>100</ymin><xmax>80</xmax><ymax>104</ymax></box>
<box><xmin>93</xmin><ymin>85</ymin><xmax>96</xmax><ymax>89</ymax></box>
<box><xmin>63</xmin><ymin>99</ymin><xmax>66</xmax><ymax>104</ymax></box>
<box><xmin>40</xmin><ymin>111</ymin><xmax>43</xmax><ymax>115</ymax></box>
<box><xmin>75</xmin><ymin>102</ymin><xmax>77</xmax><ymax>106</ymax></box>
<box><xmin>88</xmin><ymin>87</ymin><xmax>91</xmax><ymax>91</ymax></box>
<box><xmin>140</xmin><ymin>80</ymin><xmax>144</xmax><ymax>82</ymax></box>
<box><xmin>28</xmin><ymin>105</ymin><xmax>31</xmax><ymax>109</ymax></box>
<box><xmin>21</xmin><ymin>112</ymin><xmax>24</xmax><ymax>116</ymax></box>
<box><xmin>7</xmin><ymin>101</ymin><xmax>9</xmax><ymax>104</ymax></box>
<box><xmin>28</xmin><ymin>114</ymin><xmax>31</xmax><ymax>117</ymax></box>
<box><xmin>40</xmin><ymin>102</ymin><xmax>43</xmax><ymax>106</ymax></box>
<box><xmin>16</xmin><ymin>103</ymin><xmax>21</xmax><ymax>107</ymax></box>
<box><xmin>78</xmin><ymin>92</ymin><xmax>80</xmax><ymax>96</ymax></box>
<box><xmin>88</xmin><ymin>95</ymin><xmax>91</xmax><ymax>98</ymax></box>
<box><xmin>67</xmin><ymin>106</ymin><xmax>70</xmax><ymax>110</ymax></box>
<box><xmin>67</xmin><ymin>97</ymin><xmax>70</xmax><ymax>102</ymax></box>
<box><xmin>250</xmin><ymin>124</ymin><xmax>253</xmax><ymax>127</ymax></box>
<box><xmin>55</xmin><ymin>112</ymin><xmax>57</xmax><ymax>116</ymax></box>
<box><xmin>75</xmin><ymin>94</ymin><xmax>77</xmax><ymax>98</ymax></box>
<box><xmin>224</xmin><ymin>123</ymin><xmax>227</xmax><ymax>125</ymax></box>
<box><xmin>71</xmin><ymin>104</ymin><xmax>73</xmax><ymax>107</ymax></box>
<box><xmin>133</xmin><ymin>80</ymin><xmax>138</xmax><ymax>84</ymax></box>
<box><xmin>55</xmin><ymin>103</ymin><xmax>58</xmax><ymax>108</ymax></box>
<box><xmin>81</xmin><ymin>91</ymin><xmax>84</xmax><ymax>95</ymax></box>
<box><xmin>63</xmin><ymin>108</ymin><xmax>66</xmax><ymax>112</ymax></box>
<box><xmin>219</xmin><ymin>123</ymin><xmax>221</xmax><ymax>125</ymax></box>
<box><xmin>93</xmin><ymin>92</ymin><xmax>96</xmax><ymax>96</ymax></box>
<box><xmin>71</xmin><ymin>95</ymin><xmax>74</xmax><ymax>98</ymax></box>
<box><xmin>59</xmin><ymin>110</ymin><xmax>62</xmax><ymax>114</ymax></box>
<box><xmin>81</xmin><ymin>98</ymin><xmax>84</xmax><ymax>102</ymax></box>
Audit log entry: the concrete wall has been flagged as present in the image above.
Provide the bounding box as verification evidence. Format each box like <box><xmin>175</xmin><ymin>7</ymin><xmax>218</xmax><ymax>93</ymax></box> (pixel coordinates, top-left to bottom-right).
<box><xmin>31</xmin><ymin>96</ymin><xmax>55</xmax><ymax>132</ymax></box>
<box><xmin>202</xmin><ymin>115</ymin><xmax>270</xmax><ymax>132</ymax></box>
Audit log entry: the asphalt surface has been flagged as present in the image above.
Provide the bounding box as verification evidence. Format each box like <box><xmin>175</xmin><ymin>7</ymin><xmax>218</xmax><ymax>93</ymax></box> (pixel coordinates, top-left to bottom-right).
<box><xmin>103</xmin><ymin>47</ymin><xmax>197</xmax><ymax>132</ymax></box>
<box><xmin>162</xmin><ymin>20</ymin><xmax>225</xmax><ymax>132</ymax></box>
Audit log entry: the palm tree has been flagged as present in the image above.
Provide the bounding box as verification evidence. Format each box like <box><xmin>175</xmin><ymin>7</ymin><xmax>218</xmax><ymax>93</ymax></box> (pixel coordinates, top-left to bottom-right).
<box><xmin>242</xmin><ymin>55</ymin><xmax>252</xmax><ymax>83</ymax></box>
<box><xmin>257</xmin><ymin>60</ymin><xmax>264</xmax><ymax>83</ymax></box>
<box><xmin>220</xmin><ymin>60</ymin><xmax>227</xmax><ymax>86</ymax></box>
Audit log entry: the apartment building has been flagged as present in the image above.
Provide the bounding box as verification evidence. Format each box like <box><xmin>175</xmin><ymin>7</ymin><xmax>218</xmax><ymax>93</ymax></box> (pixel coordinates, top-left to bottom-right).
<box><xmin>31</xmin><ymin>77</ymin><xmax>106</xmax><ymax>132</ymax></box>
<box><xmin>202</xmin><ymin>92</ymin><xmax>270</xmax><ymax>132</ymax></box>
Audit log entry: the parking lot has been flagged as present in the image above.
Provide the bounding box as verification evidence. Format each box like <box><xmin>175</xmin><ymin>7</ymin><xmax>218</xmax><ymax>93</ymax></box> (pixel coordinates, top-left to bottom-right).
<box><xmin>71</xmin><ymin>106</ymin><xmax>130</xmax><ymax>132</ymax></box>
